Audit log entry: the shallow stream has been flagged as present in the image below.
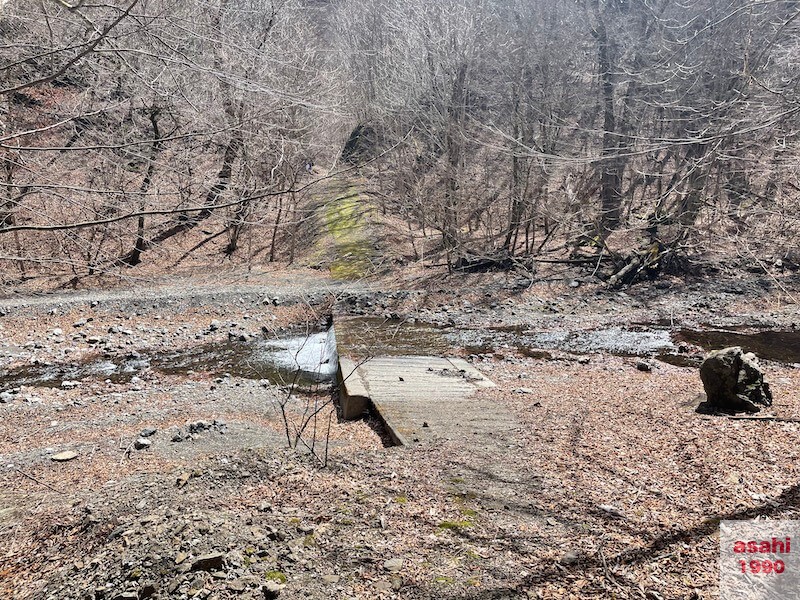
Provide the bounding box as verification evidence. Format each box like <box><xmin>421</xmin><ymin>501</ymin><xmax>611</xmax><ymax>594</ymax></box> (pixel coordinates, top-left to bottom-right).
<box><xmin>1</xmin><ymin>319</ymin><xmax>797</xmax><ymax>393</ymax></box>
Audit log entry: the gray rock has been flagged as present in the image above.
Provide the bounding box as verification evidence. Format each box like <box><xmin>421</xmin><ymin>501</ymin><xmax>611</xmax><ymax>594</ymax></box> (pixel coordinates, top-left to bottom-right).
<box><xmin>636</xmin><ymin>360</ymin><xmax>652</xmax><ymax>372</ymax></box>
<box><xmin>51</xmin><ymin>450</ymin><xmax>79</xmax><ymax>462</ymax></box>
<box><xmin>560</xmin><ymin>550</ymin><xmax>581</xmax><ymax>566</ymax></box>
<box><xmin>138</xmin><ymin>582</ymin><xmax>157</xmax><ymax>598</ymax></box>
<box><xmin>263</xmin><ymin>580</ymin><xmax>285</xmax><ymax>599</ymax></box>
<box><xmin>383</xmin><ymin>558</ymin><xmax>403</xmax><ymax>573</ymax></box>
<box><xmin>700</xmin><ymin>346</ymin><xmax>772</xmax><ymax>413</ymax></box>
<box><xmin>321</xmin><ymin>574</ymin><xmax>340</xmax><ymax>584</ymax></box>
<box><xmin>190</xmin><ymin>552</ymin><xmax>226</xmax><ymax>572</ymax></box>
<box><xmin>139</xmin><ymin>428</ymin><xmax>157</xmax><ymax>438</ymax></box>
<box><xmin>0</xmin><ymin>392</ymin><xmax>14</xmax><ymax>403</ymax></box>
<box><xmin>133</xmin><ymin>438</ymin><xmax>152</xmax><ymax>450</ymax></box>
<box><xmin>189</xmin><ymin>421</ymin><xmax>211</xmax><ymax>434</ymax></box>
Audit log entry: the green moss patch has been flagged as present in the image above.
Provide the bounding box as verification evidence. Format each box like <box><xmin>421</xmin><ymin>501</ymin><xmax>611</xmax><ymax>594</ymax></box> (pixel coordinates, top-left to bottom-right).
<box><xmin>324</xmin><ymin>187</ymin><xmax>375</xmax><ymax>280</ymax></box>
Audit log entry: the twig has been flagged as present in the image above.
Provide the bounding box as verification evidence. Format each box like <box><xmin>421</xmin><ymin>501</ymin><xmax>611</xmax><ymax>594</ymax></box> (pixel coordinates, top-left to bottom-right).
<box><xmin>14</xmin><ymin>468</ymin><xmax>63</xmax><ymax>493</ymax></box>
<box><xmin>726</xmin><ymin>415</ymin><xmax>800</xmax><ymax>423</ymax></box>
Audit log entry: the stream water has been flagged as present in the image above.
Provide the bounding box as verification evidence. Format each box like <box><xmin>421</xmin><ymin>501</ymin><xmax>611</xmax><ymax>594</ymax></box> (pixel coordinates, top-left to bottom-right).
<box><xmin>0</xmin><ymin>330</ymin><xmax>337</xmax><ymax>393</ymax></box>
<box><xmin>1</xmin><ymin>319</ymin><xmax>798</xmax><ymax>393</ymax></box>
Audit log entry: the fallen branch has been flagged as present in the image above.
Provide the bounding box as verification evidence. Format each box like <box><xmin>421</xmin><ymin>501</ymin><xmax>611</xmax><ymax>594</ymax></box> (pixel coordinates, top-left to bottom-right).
<box><xmin>726</xmin><ymin>415</ymin><xmax>800</xmax><ymax>423</ymax></box>
<box><xmin>14</xmin><ymin>468</ymin><xmax>63</xmax><ymax>493</ymax></box>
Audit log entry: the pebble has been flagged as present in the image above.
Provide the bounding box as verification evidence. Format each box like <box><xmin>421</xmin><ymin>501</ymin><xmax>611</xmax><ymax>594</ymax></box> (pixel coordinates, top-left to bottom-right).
<box><xmin>560</xmin><ymin>550</ymin><xmax>581</xmax><ymax>565</ymax></box>
<box><xmin>190</xmin><ymin>552</ymin><xmax>225</xmax><ymax>572</ymax></box>
<box><xmin>51</xmin><ymin>450</ymin><xmax>78</xmax><ymax>462</ymax></box>
<box><xmin>383</xmin><ymin>558</ymin><xmax>403</xmax><ymax>573</ymax></box>
<box><xmin>263</xmin><ymin>580</ymin><xmax>284</xmax><ymax>598</ymax></box>
<box><xmin>133</xmin><ymin>438</ymin><xmax>152</xmax><ymax>450</ymax></box>
<box><xmin>321</xmin><ymin>574</ymin><xmax>340</xmax><ymax>584</ymax></box>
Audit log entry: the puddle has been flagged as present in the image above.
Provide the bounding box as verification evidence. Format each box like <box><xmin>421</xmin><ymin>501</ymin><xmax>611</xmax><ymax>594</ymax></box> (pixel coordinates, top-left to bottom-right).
<box><xmin>336</xmin><ymin>318</ymin><xmax>800</xmax><ymax>366</ymax></box>
<box><xmin>0</xmin><ymin>330</ymin><xmax>337</xmax><ymax>392</ymax></box>
<box><xmin>676</xmin><ymin>329</ymin><xmax>800</xmax><ymax>364</ymax></box>
<box><xmin>336</xmin><ymin>317</ymin><xmax>675</xmax><ymax>358</ymax></box>
<box><xmin>334</xmin><ymin>317</ymin><xmax>452</xmax><ymax>357</ymax></box>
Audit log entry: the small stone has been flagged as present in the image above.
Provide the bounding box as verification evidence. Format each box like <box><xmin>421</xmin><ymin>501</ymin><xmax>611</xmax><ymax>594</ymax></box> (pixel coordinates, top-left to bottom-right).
<box><xmin>51</xmin><ymin>451</ymin><xmax>78</xmax><ymax>462</ymax></box>
<box><xmin>636</xmin><ymin>361</ymin><xmax>652</xmax><ymax>372</ymax></box>
<box><xmin>190</xmin><ymin>552</ymin><xmax>225</xmax><ymax>572</ymax></box>
<box><xmin>560</xmin><ymin>550</ymin><xmax>581</xmax><ymax>566</ymax></box>
<box><xmin>383</xmin><ymin>558</ymin><xmax>403</xmax><ymax>573</ymax></box>
<box><xmin>73</xmin><ymin>319</ymin><xmax>88</xmax><ymax>328</ymax></box>
<box><xmin>139</xmin><ymin>428</ymin><xmax>157</xmax><ymax>438</ymax></box>
<box><xmin>166</xmin><ymin>576</ymin><xmax>184</xmax><ymax>594</ymax></box>
<box><xmin>321</xmin><ymin>574</ymin><xmax>340</xmax><ymax>584</ymax></box>
<box><xmin>577</xmin><ymin>356</ymin><xmax>591</xmax><ymax>365</ymax></box>
<box><xmin>61</xmin><ymin>380</ymin><xmax>80</xmax><ymax>389</ymax></box>
<box><xmin>375</xmin><ymin>580</ymin><xmax>392</xmax><ymax>592</ymax></box>
<box><xmin>139</xmin><ymin>582</ymin><xmax>157</xmax><ymax>598</ymax></box>
<box><xmin>598</xmin><ymin>503</ymin><xmax>625</xmax><ymax>518</ymax></box>
<box><xmin>133</xmin><ymin>438</ymin><xmax>151</xmax><ymax>450</ymax></box>
<box><xmin>263</xmin><ymin>580</ymin><xmax>284</xmax><ymax>599</ymax></box>
<box><xmin>116</xmin><ymin>592</ymin><xmax>138</xmax><ymax>600</ymax></box>
<box><xmin>0</xmin><ymin>392</ymin><xmax>13</xmax><ymax>403</ymax></box>
<box><xmin>209</xmin><ymin>320</ymin><xmax>221</xmax><ymax>331</ymax></box>
<box><xmin>175</xmin><ymin>552</ymin><xmax>189</xmax><ymax>565</ymax></box>
<box><xmin>514</xmin><ymin>387</ymin><xmax>534</xmax><ymax>394</ymax></box>
<box><xmin>189</xmin><ymin>421</ymin><xmax>210</xmax><ymax>434</ymax></box>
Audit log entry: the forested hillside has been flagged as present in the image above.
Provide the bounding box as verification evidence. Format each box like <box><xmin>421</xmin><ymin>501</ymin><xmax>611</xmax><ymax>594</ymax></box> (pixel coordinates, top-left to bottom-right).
<box><xmin>2</xmin><ymin>0</ymin><xmax>799</xmax><ymax>282</ymax></box>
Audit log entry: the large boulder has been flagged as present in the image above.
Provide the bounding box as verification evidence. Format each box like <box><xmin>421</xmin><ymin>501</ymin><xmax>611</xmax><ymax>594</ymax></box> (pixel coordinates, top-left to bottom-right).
<box><xmin>699</xmin><ymin>346</ymin><xmax>772</xmax><ymax>413</ymax></box>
